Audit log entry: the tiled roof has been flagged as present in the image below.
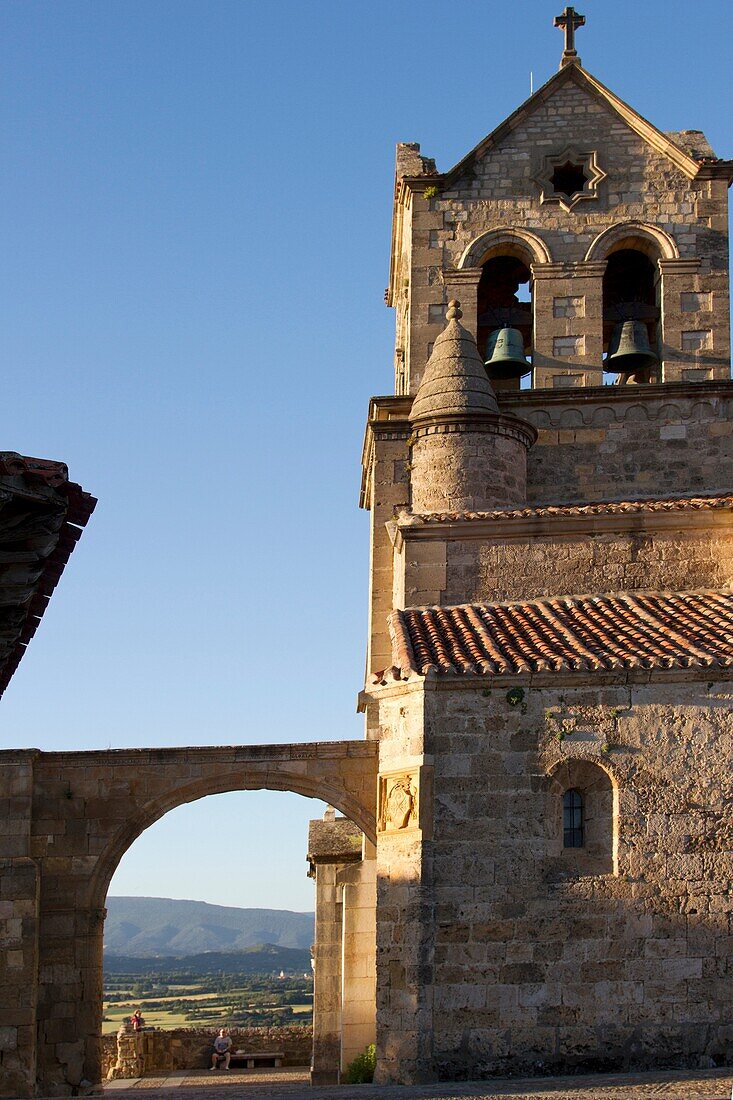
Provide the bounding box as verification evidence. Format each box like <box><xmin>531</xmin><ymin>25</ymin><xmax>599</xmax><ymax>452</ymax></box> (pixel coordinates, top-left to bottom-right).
<box><xmin>409</xmin><ymin>493</ymin><xmax>733</xmax><ymax>524</ymax></box>
<box><xmin>380</xmin><ymin>592</ymin><xmax>733</xmax><ymax>681</ymax></box>
<box><xmin>0</xmin><ymin>452</ymin><xmax>96</xmax><ymax>698</ymax></box>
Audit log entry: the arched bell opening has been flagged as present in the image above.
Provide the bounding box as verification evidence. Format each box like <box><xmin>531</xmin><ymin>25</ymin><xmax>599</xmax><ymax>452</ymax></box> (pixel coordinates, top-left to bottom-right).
<box><xmin>477</xmin><ymin>254</ymin><xmax>533</xmax><ymax>391</ymax></box>
<box><xmin>602</xmin><ymin>247</ymin><xmax>661</xmax><ymax>385</ymax></box>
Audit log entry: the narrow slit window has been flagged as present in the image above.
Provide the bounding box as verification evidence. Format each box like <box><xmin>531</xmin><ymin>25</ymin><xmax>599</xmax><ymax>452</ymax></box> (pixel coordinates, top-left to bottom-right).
<box><xmin>563</xmin><ymin>788</ymin><xmax>584</xmax><ymax>848</ymax></box>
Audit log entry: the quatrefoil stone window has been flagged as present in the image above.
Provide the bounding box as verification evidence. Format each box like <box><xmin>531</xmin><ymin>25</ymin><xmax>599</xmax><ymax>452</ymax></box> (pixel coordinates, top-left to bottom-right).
<box><xmin>536</xmin><ymin>146</ymin><xmax>606</xmax><ymax>212</ymax></box>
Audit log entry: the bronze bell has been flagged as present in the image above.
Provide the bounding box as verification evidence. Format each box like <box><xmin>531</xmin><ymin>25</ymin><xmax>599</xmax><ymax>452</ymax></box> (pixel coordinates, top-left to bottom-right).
<box><xmin>605</xmin><ymin>320</ymin><xmax>658</xmax><ymax>381</ymax></box>
<box><xmin>484</xmin><ymin>327</ymin><xmax>531</xmax><ymax>379</ymax></box>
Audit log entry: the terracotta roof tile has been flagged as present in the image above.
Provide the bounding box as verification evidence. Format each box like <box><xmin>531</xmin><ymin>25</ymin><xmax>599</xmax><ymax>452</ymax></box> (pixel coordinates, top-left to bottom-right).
<box><xmin>378</xmin><ymin>592</ymin><xmax>733</xmax><ymax>681</ymax></box>
<box><xmin>409</xmin><ymin>493</ymin><xmax>733</xmax><ymax>523</ymax></box>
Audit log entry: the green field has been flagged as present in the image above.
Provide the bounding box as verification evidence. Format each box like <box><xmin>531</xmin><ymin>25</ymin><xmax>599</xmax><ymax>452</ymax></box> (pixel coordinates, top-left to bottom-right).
<box><xmin>103</xmin><ymin>966</ymin><xmax>313</xmax><ymax>1034</ymax></box>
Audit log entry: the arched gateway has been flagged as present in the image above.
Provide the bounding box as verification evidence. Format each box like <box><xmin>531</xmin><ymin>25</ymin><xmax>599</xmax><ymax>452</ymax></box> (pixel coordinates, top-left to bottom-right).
<box><xmin>1</xmin><ymin>741</ymin><xmax>377</xmax><ymax>1096</ymax></box>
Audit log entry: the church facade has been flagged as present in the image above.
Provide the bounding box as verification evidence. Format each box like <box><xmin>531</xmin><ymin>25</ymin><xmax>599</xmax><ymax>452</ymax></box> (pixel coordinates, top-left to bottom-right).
<box><xmin>314</xmin><ymin>11</ymin><xmax>733</xmax><ymax>1087</ymax></box>
<box><xmin>2</xmin><ymin>12</ymin><xmax>733</xmax><ymax>1097</ymax></box>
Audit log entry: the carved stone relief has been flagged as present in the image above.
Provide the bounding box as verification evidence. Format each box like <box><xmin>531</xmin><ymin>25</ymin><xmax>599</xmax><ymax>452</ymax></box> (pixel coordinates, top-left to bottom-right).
<box><xmin>378</xmin><ymin>772</ymin><xmax>419</xmax><ymax>833</ymax></box>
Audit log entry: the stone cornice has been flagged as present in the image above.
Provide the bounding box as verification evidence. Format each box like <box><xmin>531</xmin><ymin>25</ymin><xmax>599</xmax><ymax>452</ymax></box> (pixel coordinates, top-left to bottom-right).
<box><xmin>359</xmin><ymin>380</ymin><xmax>733</xmax><ymax>507</ymax></box>
<box><xmin>394</xmin><ymin>505</ymin><xmax>732</xmax><ymax>548</ymax></box>
<box><xmin>504</xmin><ymin>378</ymin><xmax>733</xmax><ymax>411</ymax></box>
<box><xmin>695</xmin><ymin>161</ymin><xmax>733</xmax><ymax>183</ymax></box>
<box><xmin>412</xmin><ymin>411</ymin><xmax>537</xmax><ymax>449</ymax></box>
<box><xmin>38</xmin><ymin>740</ymin><xmax>378</xmax><ymax>768</ymax></box>
<box><xmin>363</xmin><ymin>380</ymin><xmax>733</xmax><ymax>423</ymax></box>
<box><xmin>360</xmin><ymin>399</ymin><xmax>412</xmax><ymax>508</ymax></box>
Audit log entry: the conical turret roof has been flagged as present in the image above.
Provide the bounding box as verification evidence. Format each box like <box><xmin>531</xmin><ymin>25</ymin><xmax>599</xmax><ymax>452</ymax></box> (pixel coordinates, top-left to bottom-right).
<box><xmin>410</xmin><ymin>301</ymin><xmax>499</xmax><ymax>422</ymax></box>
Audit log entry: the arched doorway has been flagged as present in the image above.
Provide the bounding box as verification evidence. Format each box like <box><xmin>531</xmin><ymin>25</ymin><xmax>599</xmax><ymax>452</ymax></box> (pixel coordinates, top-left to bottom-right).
<box><xmin>27</xmin><ymin>741</ymin><xmax>378</xmax><ymax>1096</ymax></box>
<box><xmin>99</xmin><ymin>788</ymin><xmax>372</xmax><ymax>1086</ymax></box>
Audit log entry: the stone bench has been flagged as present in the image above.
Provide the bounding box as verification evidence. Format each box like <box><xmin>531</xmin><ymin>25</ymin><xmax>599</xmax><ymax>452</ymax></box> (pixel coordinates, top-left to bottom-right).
<box><xmin>229</xmin><ymin>1050</ymin><xmax>285</xmax><ymax>1069</ymax></box>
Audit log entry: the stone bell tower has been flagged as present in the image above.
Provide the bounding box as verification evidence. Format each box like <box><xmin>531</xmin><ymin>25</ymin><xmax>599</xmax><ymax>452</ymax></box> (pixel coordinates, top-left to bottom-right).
<box><xmin>360</xmin><ymin>8</ymin><xmax>733</xmax><ymax>1087</ymax></box>
<box><xmin>386</xmin><ymin>8</ymin><xmax>731</xmax><ymax>395</ymax></box>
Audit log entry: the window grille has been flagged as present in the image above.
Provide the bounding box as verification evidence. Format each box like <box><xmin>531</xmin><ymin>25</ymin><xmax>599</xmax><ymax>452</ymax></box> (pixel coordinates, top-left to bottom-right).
<box><xmin>563</xmin><ymin>788</ymin><xmax>584</xmax><ymax>848</ymax></box>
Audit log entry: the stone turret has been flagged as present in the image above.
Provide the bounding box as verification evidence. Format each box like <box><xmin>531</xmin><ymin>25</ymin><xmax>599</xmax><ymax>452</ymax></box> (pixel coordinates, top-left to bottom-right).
<box><xmin>408</xmin><ymin>301</ymin><xmax>536</xmax><ymax>513</ymax></box>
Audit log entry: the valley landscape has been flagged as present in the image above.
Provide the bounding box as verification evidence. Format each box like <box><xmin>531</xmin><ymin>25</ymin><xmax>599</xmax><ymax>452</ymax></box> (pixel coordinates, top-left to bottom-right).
<box><xmin>103</xmin><ymin>898</ymin><xmax>314</xmax><ymax>1034</ymax></box>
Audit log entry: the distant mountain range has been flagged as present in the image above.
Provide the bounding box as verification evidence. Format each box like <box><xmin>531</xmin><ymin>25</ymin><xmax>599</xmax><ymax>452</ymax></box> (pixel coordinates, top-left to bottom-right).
<box><xmin>104</xmin><ymin>945</ymin><xmax>312</xmax><ymax>976</ymax></box>
<box><xmin>105</xmin><ymin>897</ymin><xmax>314</xmax><ymax>957</ymax></box>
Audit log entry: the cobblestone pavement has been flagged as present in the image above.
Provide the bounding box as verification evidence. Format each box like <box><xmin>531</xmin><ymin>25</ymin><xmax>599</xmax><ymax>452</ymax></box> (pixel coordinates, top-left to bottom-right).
<box><xmin>96</xmin><ymin>1065</ymin><xmax>733</xmax><ymax>1100</ymax></box>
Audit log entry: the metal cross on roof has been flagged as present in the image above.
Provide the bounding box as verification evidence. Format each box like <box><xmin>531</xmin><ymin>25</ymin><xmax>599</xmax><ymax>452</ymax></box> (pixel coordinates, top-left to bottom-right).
<box><xmin>554</xmin><ymin>6</ymin><xmax>585</xmax><ymax>68</ymax></box>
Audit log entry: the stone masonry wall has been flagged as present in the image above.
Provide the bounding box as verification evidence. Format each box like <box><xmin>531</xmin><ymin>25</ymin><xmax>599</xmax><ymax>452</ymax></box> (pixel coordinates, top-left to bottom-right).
<box><xmin>509</xmin><ymin>385</ymin><xmax>733</xmax><ymax>504</ymax></box>
<box><xmin>410</xmin><ymin>429</ymin><xmax>528</xmax><ymax>514</ymax></box>
<box><xmin>372</xmin><ymin>687</ymin><xmax>435</xmax><ymax>1086</ymax></box>
<box><xmin>442</xmin><ymin>524</ymin><xmax>733</xmax><ymax>606</ymax></box>
<box><xmin>396</xmin><ymin>520</ymin><xmax>733</xmax><ymax>610</ymax></box>
<box><xmin>419</xmin><ymin>674</ymin><xmax>733</xmax><ymax>1079</ymax></box>
<box><xmin>101</xmin><ymin>1026</ymin><xmax>312</xmax><ymax>1079</ymax></box>
<box><xmin>0</xmin><ymin>753</ymin><xmax>39</xmax><ymax>1100</ymax></box>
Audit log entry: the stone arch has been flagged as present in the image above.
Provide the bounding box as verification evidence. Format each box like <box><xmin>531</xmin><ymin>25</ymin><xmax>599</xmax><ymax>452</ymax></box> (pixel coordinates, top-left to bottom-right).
<box><xmin>458</xmin><ymin>226</ymin><xmax>553</xmax><ymax>269</ymax></box>
<box><xmin>88</xmin><ymin>766</ymin><xmax>374</xmax><ymax>911</ymax></box>
<box><xmin>584</xmin><ymin>221</ymin><xmax>679</xmax><ymax>263</ymax></box>
<box><xmin>545</xmin><ymin>756</ymin><xmax>618</xmax><ymax>876</ymax></box>
<box><xmin>28</xmin><ymin>742</ymin><xmax>378</xmax><ymax>1096</ymax></box>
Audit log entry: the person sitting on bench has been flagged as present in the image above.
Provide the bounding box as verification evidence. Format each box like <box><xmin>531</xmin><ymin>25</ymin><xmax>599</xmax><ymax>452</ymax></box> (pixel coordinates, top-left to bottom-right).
<box><xmin>210</xmin><ymin>1029</ymin><xmax>232</xmax><ymax>1071</ymax></box>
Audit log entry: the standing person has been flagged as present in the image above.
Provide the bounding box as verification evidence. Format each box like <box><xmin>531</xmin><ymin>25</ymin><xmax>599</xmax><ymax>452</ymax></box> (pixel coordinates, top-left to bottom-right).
<box><xmin>131</xmin><ymin>1009</ymin><xmax>145</xmax><ymax>1032</ymax></box>
<box><xmin>210</xmin><ymin>1029</ymin><xmax>232</xmax><ymax>1071</ymax></box>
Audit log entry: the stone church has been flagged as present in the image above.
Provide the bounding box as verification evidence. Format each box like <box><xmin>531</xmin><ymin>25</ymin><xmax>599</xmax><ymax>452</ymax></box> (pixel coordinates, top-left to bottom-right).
<box><xmin>1</xmin><ymin>9</ymin><xmax>733</xmax><ymax>1096</ymax></box>
<box><xmin>310</xmin><ymin>7</ymin><xmax>733</xmax><ymax>1088</ymax></box>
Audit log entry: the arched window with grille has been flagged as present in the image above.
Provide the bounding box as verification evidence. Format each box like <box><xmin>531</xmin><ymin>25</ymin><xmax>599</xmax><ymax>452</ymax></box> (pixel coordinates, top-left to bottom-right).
<box><xmin>563</xmin><ymin>788</ymin><xmax>584</xmax><ymax>848</ymax></box>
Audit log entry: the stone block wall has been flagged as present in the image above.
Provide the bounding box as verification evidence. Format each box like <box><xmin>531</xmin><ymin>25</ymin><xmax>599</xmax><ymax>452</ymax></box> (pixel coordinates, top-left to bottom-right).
<box><xmin>396</xmin><ymin>519</ymin><xmax>732</xmax><ymax>610</ymax></box>
<box><xmin>308</xmin><ymin>817</ymin><xmax>376</xmax><ymax>1084</ymax></box>
<box><xmin>0</xmin><ymin>752</ymin><xmax>39</xmax><ymax>1099</ymax></box>
<box><xmin>442</xmin><ymin>524</ymin><xmax>733</xmax><ymax>606</ymax></box>
<box><xmin>102</xmin><ymin>1025</ymin><xmax>313</xmax><ymax>1079</ymax></box>
<box><xmin>372</xmin><ymin>687</ymin><xmax>435</xmax><ymax>1085</ymax></box>
<box><xmin>363</xmin><ymin>403</ymin><xmax>410</xmax><ymax>676</ymax></box>
<box><xmin>509</xmin><ymin>384</ymin><xmax>733</xmax><ymax>504</ymax></box>
<box><xmin>410</xmin><ymin>427</ymin><xmax>529</xmax><ymax>514</ymax></box>
<box><xmin>379</xmin><ymin>674</ymin><xmax>733</xmax><ymax>1081</ymax></box>
<box><xmin>0</xmin><ymin>858</ymin><xmax>38</xmax><ymax>1099</ymax></box>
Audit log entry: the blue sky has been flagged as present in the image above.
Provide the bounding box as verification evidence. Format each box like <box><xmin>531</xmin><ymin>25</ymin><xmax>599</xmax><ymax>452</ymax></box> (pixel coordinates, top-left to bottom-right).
<box><xmin>2</xmin><ymin>0</ymin><xmax>731</xmax><ymax>911</ymax></box>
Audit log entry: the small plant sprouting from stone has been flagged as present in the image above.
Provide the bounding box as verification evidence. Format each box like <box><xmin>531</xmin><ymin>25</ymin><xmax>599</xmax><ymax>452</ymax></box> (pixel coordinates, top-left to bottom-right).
<box><xmin>601</xmin><ymin>742</ymin><xmax>611</xmax><ymax>755</ymax></box>
<box><xmin>423</xmin><ymin>185</ymin><xmax>439</xmax><ymax>200</ymax></box>
<box><xmin>506</xmin><ymin>686</ymin><xmax>524</xmax><ymax>707</ymax></box>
